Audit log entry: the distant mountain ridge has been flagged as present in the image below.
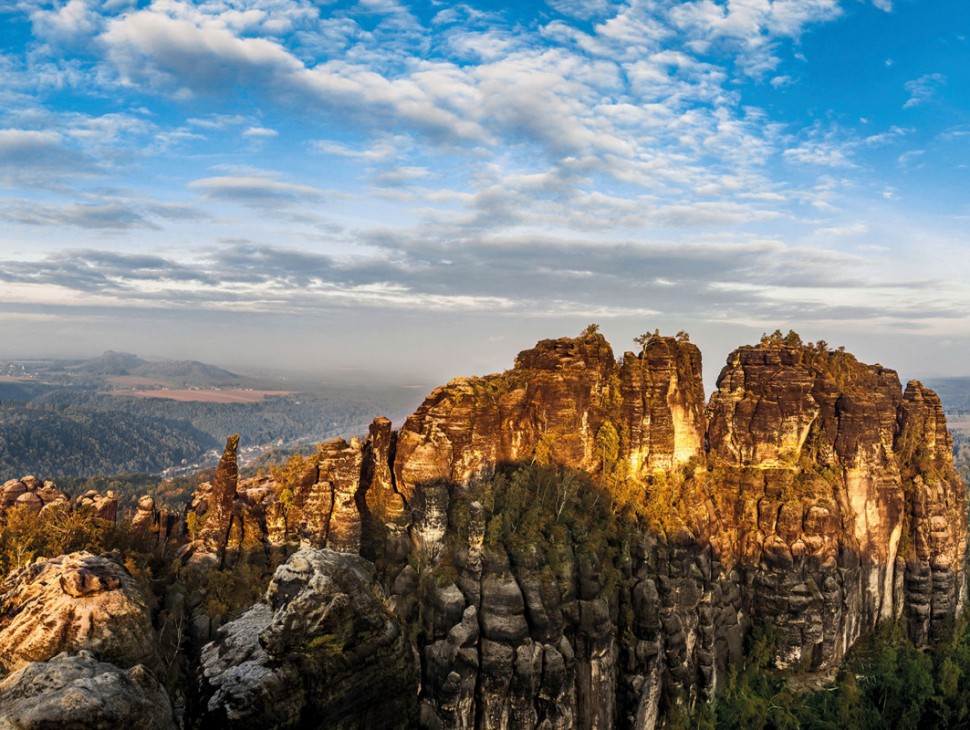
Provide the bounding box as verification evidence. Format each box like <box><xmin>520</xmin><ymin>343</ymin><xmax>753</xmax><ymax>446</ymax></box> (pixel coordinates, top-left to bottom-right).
<box><xmin>69</xmin><ymin>351</ymin><xmax>241</xmax><ymax>386</ymax></box>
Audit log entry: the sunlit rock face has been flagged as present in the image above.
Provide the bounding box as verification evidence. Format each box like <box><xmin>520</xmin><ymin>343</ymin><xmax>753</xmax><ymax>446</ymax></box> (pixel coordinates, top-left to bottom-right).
<box><xmin>383</xmin><ymin>335</ymin><xmax>966</xmax><ymax>727</ymax></box>
<box><xmin>700</xmin><ymin>341</ymin><xmax>967</xmax><ymax>672</ymax></box>
<box><xmin>0</xmin><ymin>476</ymin><xmax>69</xmax><ymax>524</ymax></box>
<box><xmin>0</xmin><ymin>552</ymin><xmax>160</xmax><ymax>674</ymax></box>
<box><xmin>394</xmin><ymin>330</ymin><xmax>706</xmax><ymax>501</ymax></box>
<box><xmin>618</xmin><ymin>335</ymin><xmax>706</xmax><ymax>473</ymax></box>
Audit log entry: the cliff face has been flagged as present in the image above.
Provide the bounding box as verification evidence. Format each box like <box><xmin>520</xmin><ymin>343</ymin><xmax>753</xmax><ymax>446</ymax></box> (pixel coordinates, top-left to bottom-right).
<box><xmin>702</xmin><ymin>344</ymin><xmax>967</xmax><ymax>665</ymax></box>
<box><xmin>177</xmin><ymin>330</ymin><xmax>968</xmax><ymax>729</ymax></box>
<box><xmin>394</xmin><ymin>330</ymin><xmax>705</xmax><ymax>501</ymax></box>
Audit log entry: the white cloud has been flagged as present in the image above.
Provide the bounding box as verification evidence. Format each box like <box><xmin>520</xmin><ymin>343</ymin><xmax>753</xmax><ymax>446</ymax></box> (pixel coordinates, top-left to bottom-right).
<box><xmin>242</xmin><ymin>126</ymin><xmax>278</xmax><ymax>138</ymax></box>
<box><xmin>0</xmin><ymin>128</ymin><xmax>98</xmax><ymax>185</ymax></box>
<box><xmin>667</xmin><ymin>0</ymin><xmax>842</xmax><ymax>76</ymax></box>
<box><xmin>783</xmin><ymin>140</ymin><xmax>854</xmax><ymax>168</ymax></box>
<box><xmin>373</xmin><ymin>166</ymin><xmax>429</xmax><ymax>186</ymax></box>
<box><xmin>1</xmin><ymin>0</ymin><xmax>962</xmax><ymax>355</ymax></box>
<box><xmin>189</xmin><ymin>173</ymin><xmax>325</xmax><ymax>206</ymax></box>
<box><xmin>313</xmin><ymin>137</ymin><xmax>406</xmax><ymax>162</ymax></box>
<box><xmin>903</xmin><ymin>73</ymin><xmax>946</xmax><ymax>109</ymax></box>
<box><xmin>4</xmin><ymin>202</ymin><xmax>156</xmax><ymax>230</ymax></box>
<box><xmin>30</xmin><ymin>0</ymin><xmax>104</xmax><ymax>46</ymax></box>
<box><xmin>816</xmin><ymin>223</ymin><xmax>869</xmax><ymax>236</ymax></box>
<box><xmin>897</xmin><ymin>149</ymin><xmax>924</xmax><ymax>168</ymax></box>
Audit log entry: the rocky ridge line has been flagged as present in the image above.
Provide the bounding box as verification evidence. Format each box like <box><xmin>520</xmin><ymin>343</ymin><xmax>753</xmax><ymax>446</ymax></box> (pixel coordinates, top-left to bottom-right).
<box><xmin>185</xmin><ymin>330</ymin><xmax>967</xmax><ymax>729</ymax></box>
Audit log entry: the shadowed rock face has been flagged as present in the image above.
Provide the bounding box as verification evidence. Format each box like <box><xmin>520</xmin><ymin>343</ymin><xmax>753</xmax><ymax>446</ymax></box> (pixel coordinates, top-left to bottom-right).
<box><xmin>179</xmin><ymin>331</ymin><xmax>967</xmax><ymax>730</ymax></box>
<box><xmin>898</xmin><ymin>380</ymin><xmax>968</xmax><ymax>645</ymax></box>
<box><xmin>199</xmin><ymin>548</ymin><xmax>418</xmax><ymax>730</ymax></box>
<box><xmin>0</xmin><ymin>651</ymin><xmax>176</xmax><ymax>730</ymax></box>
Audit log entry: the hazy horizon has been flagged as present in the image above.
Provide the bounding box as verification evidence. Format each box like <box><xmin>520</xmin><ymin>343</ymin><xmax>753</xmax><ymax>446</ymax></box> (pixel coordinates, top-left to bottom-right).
<box><xmin>2</xmin><ymin>0</ymin><xmax>968</xmax><ymax>387</ymax></box>
<box><xmin>5</xmin><ymin>321</ymin><xmax>967</xmax><ymax>402</ymax></box>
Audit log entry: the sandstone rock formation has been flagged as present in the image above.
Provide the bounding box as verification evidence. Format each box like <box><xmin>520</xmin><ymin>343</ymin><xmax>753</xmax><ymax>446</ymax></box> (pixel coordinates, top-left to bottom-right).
<box><xmin>0</xmin><ymin>552</ymin><xmax>160</xmax><ymax>674</ymax></box>
<box><xmin>700</xmin><ymin>341</ymin><xmax>968</xmax><ymax>671</ymax></box>
<box><xmin>199</xmin><ymin>548</ymin><xmax>418</xmax><ymax>729</ymax></box>
<box><xmin>75</xmin><ymin>489</ymin><xmax>119</xmax><ymax>522</ymax></box>
<box><xmin>178</xmin><ymin>329</ymin><xmax>967</xmax><ymax>730</ymax></box>
<box><xmin>2</xmin><ymin>328</ymin><xmax>963</xmax><ymax>730</ymax></box>
<box><xmin>190</xmin><ymin>418</ymin><xmax>410</xmax><ymax>562</ymax></box>
<box><xmin>132</xmin><ymin>494</ymin><xmax>181</xmax><ymax>545</ymax></box>
<box><xmin>394</xmin><ymin>330</ymin><xmax>705</xmax><ymax>501</ymax></box>
<box><xmin>390</xmin><ymin>333</ymin><xmax>968</xmax><ymax>725</ymax></box>
<box><xmin>0</xmin><ymin>651</ymin><xmax>176</xmax><ymax>730</ymax></box>
<box><xmin>196</xmin><ymin>435</ymin><xmax>241</xmax><ymax>557</ymax></box>
<box><xmin>0</xmin><ymin>476</ymin><xmax>68</xmax><ymax>524</ymax></box>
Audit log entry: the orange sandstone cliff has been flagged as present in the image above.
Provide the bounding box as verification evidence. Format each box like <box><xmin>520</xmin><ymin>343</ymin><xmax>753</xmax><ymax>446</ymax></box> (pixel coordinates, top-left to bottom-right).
<box><xmin>181</xmin><ymin>329</ymin><xmax>967</xmax><ymax>729</ymax></box>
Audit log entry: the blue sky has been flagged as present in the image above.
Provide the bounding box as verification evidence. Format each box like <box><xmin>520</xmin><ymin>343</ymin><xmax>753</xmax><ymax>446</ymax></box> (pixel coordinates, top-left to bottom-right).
<box><xmin>0</xmin><ymin>0</ymin><xmax>968</xmax><ymax>384</ymax></box>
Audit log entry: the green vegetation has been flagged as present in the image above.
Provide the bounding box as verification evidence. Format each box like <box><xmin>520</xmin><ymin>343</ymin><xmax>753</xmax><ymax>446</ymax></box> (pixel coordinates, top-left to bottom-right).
<box><xmin>33</xmin><ymin>388</ymin><xmax>408</xmax><ymax>453</ymax></box>
<box><xmin>635</xmin><ymin>329</ymin><xmax>662</xmax><ymax>349</ymax></box>
<box><xmin>666</xmin><ymin>620</ymin><xmax>970</xmax><ymax>730</ymax></box>
<box><xmin>759</xmin><ymin>330</ymin><xmax>804</xmax><ymax>347</ymax></box>
<box><xmin>0</xmin><ymin>503</ymin><xmax>157</xmax><ymax>584</ymax></box>
<box><xmin>410</xmin><ymin>463</ymin><xmax>633</xmax><ymax>646</ymax></box>
<box><xmin>0</xmin><ymin>401</ymin><xmax>211</xmax><ymax>477</ymax></box>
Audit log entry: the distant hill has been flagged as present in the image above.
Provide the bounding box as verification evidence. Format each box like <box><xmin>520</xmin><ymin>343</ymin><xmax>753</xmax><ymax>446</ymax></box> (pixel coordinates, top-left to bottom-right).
<box><xmin>131</xmin><ymin>359</ymin><xmax>241</xmax><ymax>384</ymax></box>
<box><xmin>47</xmin><ymin>351</ymin><xmax>242</xmax><ymax>386</ymax></box>
<box><xmin>71</xmin><ymin>350</ymin><xmax>148</xmax><ymax>376</ymax></box>
<box><xmin>0</xmin><ymin>352</ymin><xmax>423</xmax><ymax>477</ymax></box>
<box><xmin>0</xmin><ymin>381</ymin><xmax>60</xmax><ymax>402</ymax></box>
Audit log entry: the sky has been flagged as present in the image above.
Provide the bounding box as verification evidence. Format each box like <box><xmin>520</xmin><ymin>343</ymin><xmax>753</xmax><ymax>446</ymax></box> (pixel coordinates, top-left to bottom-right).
<box><xmin>0</xmin><ymin>0</ymin><xmax>969</xmax><ymax>387</ymax></box>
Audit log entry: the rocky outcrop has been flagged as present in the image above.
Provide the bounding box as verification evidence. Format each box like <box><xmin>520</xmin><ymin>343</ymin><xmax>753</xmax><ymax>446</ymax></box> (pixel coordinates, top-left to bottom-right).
<box><xmin>380</xmin><ymin>333</ymin><xmax>965</xmax><ymax>726</ymax></box>
<box><xmin>394</xmin><ymin>330</ymin><xmax>705</xmax><ymax>501</ymax></box>
<box><xmin>132</xmin><ymin>495</ymin><xmax>182</xmax><ymax>545</ymax></box>
<box><xmin>618</xmin><ymin>335</ymin><xmax>706</xmax><ymax>472</ymax></box>
<box><xmin>0</xmin><ymin>552</ymin><xmax>160</xmax><ymax>674</ymax></box>
<box><xmin>0</xmin><ymin>651</ymin><xmax>176</xmax><ymax>730</ymax></box>
<box><xmin>1</xmin><ymin>476</ymin><xmax>69</xmax><ymax>523</ymax></box>
<box><xmin>196</xmin><ymin>435</ymin><xmax>240</xmax><ymax>556</ymax></box>
<box><xmin>199</xmin><ymin>548</ymin><xmax>418</xmax><ymax>729</ymax></box>
<box><xmin>172</xmin><ymin>330</ymin><xmax>967</xmax><ymax>730</ymax></box>
<box><xmin>898</xmin><ymin>380</ymin><xmax>968</xmax><ymax>645</ymax></box>
<box><xmin>698</xmin><ymin>341</ymin><xmax>968</xmax><ymax>672</ymax></box>
<box><xmin>190</xmin><ymin>418</ymin><xmax>413</xmax><ymax>562</ymax></box>
<box><xmin>75</xmin><ymin>489</ymin><xmax>119</xmax><ymax>522</ymax></box>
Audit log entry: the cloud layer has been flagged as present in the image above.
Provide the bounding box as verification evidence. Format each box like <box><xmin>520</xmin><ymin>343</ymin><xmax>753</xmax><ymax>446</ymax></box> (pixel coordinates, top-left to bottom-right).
<box><xmin>0</xmin><ymin>0</ymin><xmax>968</xmax><ymax>378</ymax></box>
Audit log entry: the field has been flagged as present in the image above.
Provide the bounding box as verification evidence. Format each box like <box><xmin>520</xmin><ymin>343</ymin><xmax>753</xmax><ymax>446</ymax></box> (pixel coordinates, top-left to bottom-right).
<box><xmin>106</xmin><ymin>375</ymin><xmax>170</xmax><ymax>387</ymax></box>
<box><xmin>109</xmin><ymin>388</ymin><xmax>292</xmax><ymax>403</ymax></box>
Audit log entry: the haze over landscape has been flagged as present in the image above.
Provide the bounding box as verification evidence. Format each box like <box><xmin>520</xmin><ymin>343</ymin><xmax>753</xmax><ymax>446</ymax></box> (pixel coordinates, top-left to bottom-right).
<box><xmin>1</xmin><ymin>0</ymin><xmax>968</xmax><ymax>384</ymax></box>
